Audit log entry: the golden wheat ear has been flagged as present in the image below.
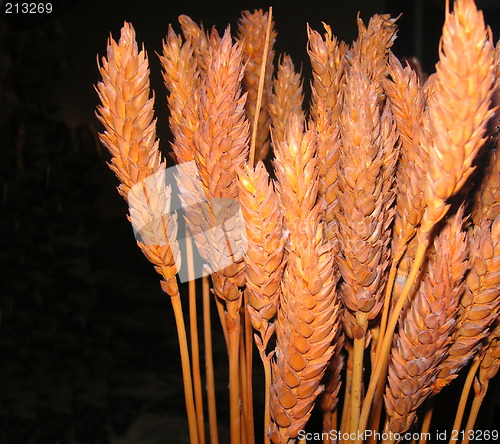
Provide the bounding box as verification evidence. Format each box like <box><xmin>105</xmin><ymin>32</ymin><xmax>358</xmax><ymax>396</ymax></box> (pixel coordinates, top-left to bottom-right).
<box><xmin>433</xmin><ymin>214</ymin><xmax>500</xmax><ymax>394</ymax></box>
<box><xmin>385</xmin><ymin>210</ymin><xmax>469</xmax><ymax>435</ymax></box>
<box><xmin>307</xmin><ymin>23</ymin><xmax>346</xmax><ymax>247</ymax></box>
<box><xmin>269</xmin><ymin>54</ymin><xmax>305</xmax><ymax>147</ymax></box>
<box><xmin>96</xmin><ymin>23</ymin><xmax>204</xmax><ymax>444</ymax></box>
<box><xmin>96</xmin><ymin>22</ymin><xmax>180</xmax><ymax>289</ymax></box>
<box><xmin>238</xmin><ymin>9</ymin><xmax>276</xmax><ymax>162</ymax></box>
<box><xmin>269</xmin><ymin>117</ymin><xmax>340</xmax><ymax>443</ymax></box>
<box><xmin>420</xmin><ymin>0</ymin><xmax>496</xmax><ymax>235</ymax></box>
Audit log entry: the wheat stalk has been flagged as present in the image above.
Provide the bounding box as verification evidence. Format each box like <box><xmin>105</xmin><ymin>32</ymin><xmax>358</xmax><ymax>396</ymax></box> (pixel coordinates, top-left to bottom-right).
<box><xmin>238</xmin><ymin>9</ymin><xmax>276</xmax><ymax>162</ymax></box>
<box><xmin>194</xmin><ymin>27</ymin><xmax>251</xmax><ymax>444</ymax></box>
<box><xmin>269</xmin><ymin>117</ymin><xmax>340</xmax><ymax>443</ymax></box>
<box><xmin>306</xmin><ymin>25</ymin><xmax>348</xmax><ymax>433</ymax></box>
<box><xmin>238</xmin><ymin>160</ymin><xmax>286</xmax><ymax>444</ymax></box>
<box><xmin>96</xmin><ymin>23</ymin><xmax>200</xmax><ymax>444</ymax></box>
<box><xmin>384</xmin><ymin>211</ymin><xmax>469</xmax><ymax>437</ymax></box>
<box><xmin>334</xmin><ymin>14</ymin><xmax>399</xmax><ymax>431</ymax></box>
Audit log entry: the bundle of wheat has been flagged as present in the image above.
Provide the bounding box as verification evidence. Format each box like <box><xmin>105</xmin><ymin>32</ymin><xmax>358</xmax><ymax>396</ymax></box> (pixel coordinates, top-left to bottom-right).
<box><xmin>96</xmin><ymin>2</ymin><xmax>500</xmax><ymax>443</ymax></box>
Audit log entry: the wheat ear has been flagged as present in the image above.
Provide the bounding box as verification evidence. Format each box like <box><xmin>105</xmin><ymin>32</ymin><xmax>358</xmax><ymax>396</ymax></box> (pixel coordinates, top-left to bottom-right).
<box><xmin>269</xmin><ymin>55</ymin><xmax>304</xmax><ymax>145</ymax></box>
<box><xmin>238</xmin><ymin>9</ymin><xmax>276</xmax><ymax>162</ymax></box>
<box><xmin>377</xmin><ymin>50</ymin><xmax>428</xmax><ymax>371</ymax></box>
<box><xmin>434</xmin><ymin>215</ymin><xmax>500</xmax><ymax>393</ymax></box>
<box><xmin>160</xmin><ymin>24</ymin><xmax>200</xmax><ymax>164</ymax></box>
<box><xmin>178</xmin><ymin>15</ymin><xmax>210</xmax><ymax>73</ymax></box>
<box><xmin>96</xmin><ymin>23</ymin><xmax>199</xmax><ymax>444</ymax></box>
<box><xmin>238</xmin><ymin>161</ymin><xmax>286</xmax><ymax>444</ymax></box>
<box><xmin>385</xmin><ymin>52</ymin><xmax>428</xmax><ymax>265</ymax></box>
<box><xmin>195</xmin><ymin>27</ymin><xmax>250</xmax><ymax>444</ymax></box>
<box><xmin>420</xmin><ymin>0</ymin><xmax>496</xmax><ymax>235</ymax></box>
<box><xmin>160</xmin><ymin>27</ymin><xmax>213</xmax><ymax>444</ymax></box>
<box><xmin>269</xmin><ymin>117</ymin><xmax>340</xmax><ymax>443</ymax></box>
<box><xmin>335</xmin><ymin>16</ymin><xmax>399</xmax><ymax>428</ymax></box>
<box><xmin>384</xmin><ymin>211</ymin><xmax>469</xmax><ymax>437</ymax></box>
<box><xmin>351</xmin><ymin>13</ymin><xmax>398</xmax><ymax>105</ymax></box>
<box><xmin>306</xmin><ymin>24</ymin><xmax>347</xmax><ymax>428</ymax></box>
<box><xmin>307</xmin><ymin>23</ymin><xmax>346</xmax><ymax>246</ymax></box>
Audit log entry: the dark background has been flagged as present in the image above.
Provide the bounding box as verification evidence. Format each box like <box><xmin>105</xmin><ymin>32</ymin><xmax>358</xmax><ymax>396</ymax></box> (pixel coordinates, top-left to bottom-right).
<box><xmin>0</xmin><ymin>0</ymin><xmax>499</xmax><ymax>443</ymax></box>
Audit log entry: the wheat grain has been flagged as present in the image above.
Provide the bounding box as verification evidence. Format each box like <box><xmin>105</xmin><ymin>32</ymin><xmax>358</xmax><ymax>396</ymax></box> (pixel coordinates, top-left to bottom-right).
<box><xmin>238</xmin><ymin>9</ymin><xmax>276</xmax><ymax>162</ymax></box>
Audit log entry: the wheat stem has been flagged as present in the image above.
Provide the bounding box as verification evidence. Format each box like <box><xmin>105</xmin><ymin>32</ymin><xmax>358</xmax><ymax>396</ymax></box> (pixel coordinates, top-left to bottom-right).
<box><xmin>376</xmin><ymin>263</ymin><xmax>398</xmax><ymax>356</ymax></box>
<box><xmin>358</xmin><ymin>238</ymin><xmax>428</xmax><ymax>442</ymax></box>
<box><xmin>203</xmin><ymin>275</ymin><xmax>219</xmax><ymax>444</ymax></box>
<box><xmin>170</xmin><ymin>287</ymin><xmax>200</xmax><ymax>444</ymax></box>
<box><xmin>249</xmin><ymin>6</ymin><xmax>273</xmax><ymax>166</ymax></box>
<box><xmin>186</xmin><ymin>233</ymin><xmax>205</xmax><ymax>444</ymax></box>
<box><xmin>244</xmin><ymin>302</ymin><xmax>255</xmax><ymax>444</ymax></box>
<box><xmin>340</xmin><ymin>344</ymin><xmax>353</xmax><ymax>440</ymax></box>
<box><xmin>367</xmin><ymin>362</ymin><xmax>388</xmax><ymax>444</ymax></box>
<box><xmin>260</xmin><ymin>349</ymin><xmax>272</xmax><ymax>444</ymax></box>
<box><xmin>461</xmin><ymin>393</ymin><xmax>486</xmax><ymax>444</ymax></box>
<box><xmin>228</xmin><ymin>317</ymin><xmax>242</xmax><ymax>444</ymax></box>
<box><xmin>239</xmin><ymin>335</ymin><xmax>249</xmax><ymax>444</ymax></box>
<box><xmin>350</xmin><ymin>312</ymin><xmax>368</xmax><ymax>435</ymax></box>
<box><xmin>450</xmin><ymin>358</ymin><xmax>480</xmax><ymax>444</ymax></box>
<box><xmin>215</xmin><ymin>296</ymin><xmax>229</xmax><ymax>349</ymax></box>
<box><xmin>419</xmin><ymin>399</ymin><xmax>434</xmax><ymax>444</ymax></box>
<box><xmin>322</xmin><ymin>412</ymin><xmax>332</xmax><ymax>444</ymax></box>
